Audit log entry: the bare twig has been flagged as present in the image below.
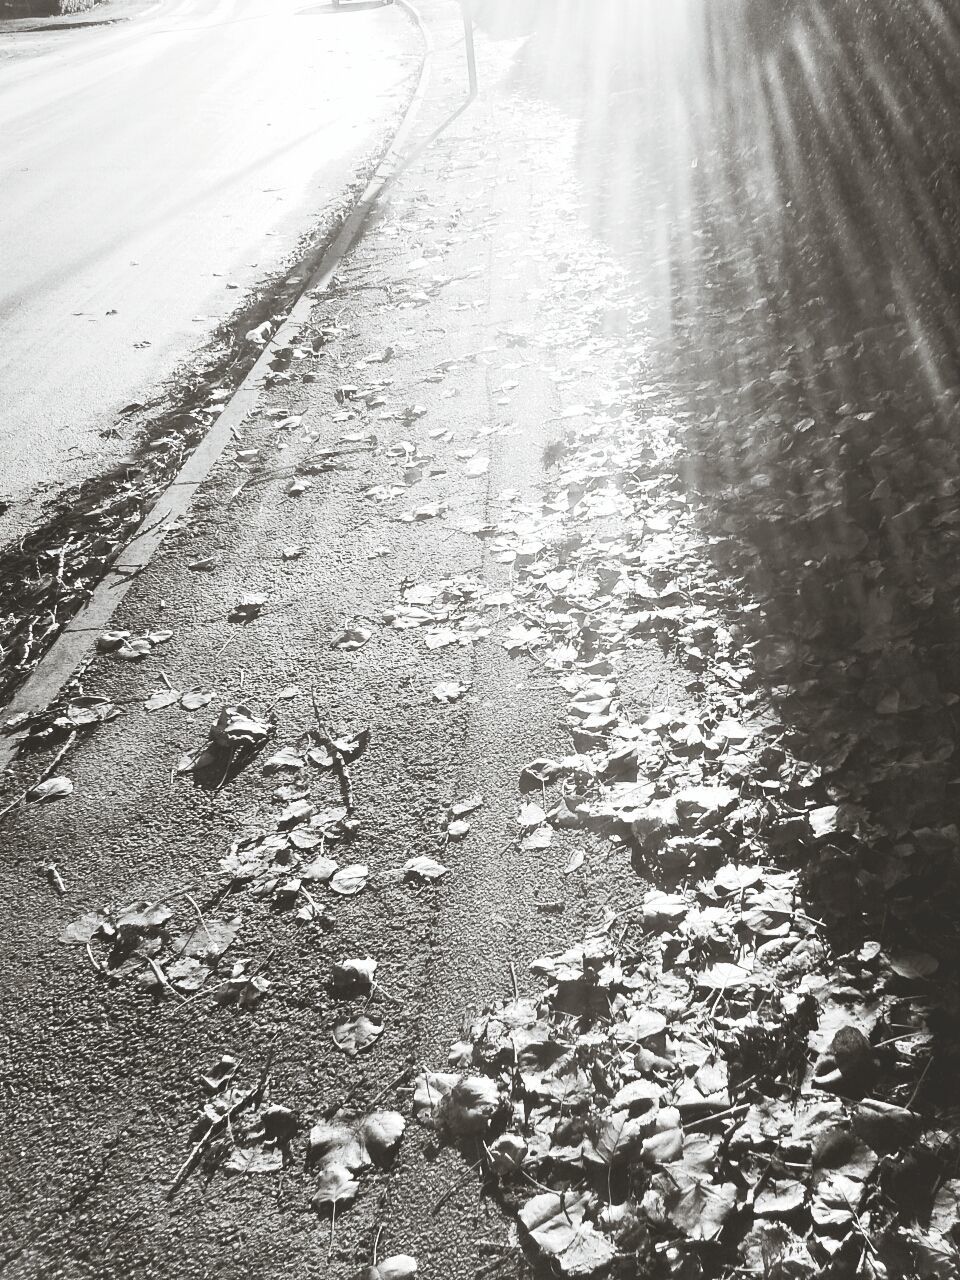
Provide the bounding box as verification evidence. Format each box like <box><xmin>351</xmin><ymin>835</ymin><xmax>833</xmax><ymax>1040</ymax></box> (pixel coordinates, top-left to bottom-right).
<box><xmin>0</xmin><ymin>729</ymin><xmax>77</xmax><ymax>825</ymax></box>
<box><xmin>367</xmin><ymin>1062</ymin><xmax>414</xmax><ymax>1112</ymax></box>
<box><xmin>309</xmin><ymin>687</ymin><xmax>354</xmax><ymax>812</ymax></box>
<box><xmin>167</xmin><ymin>1081</ymin><xmax>259</xmax><ymax>1198</ymax></box>
<box><xmin>432</xmin><ymin>1158</ymin><xmax>482</xmax><ymax>1216</ymax></box>
<box><xmin>906</xmin><ymin>1056</ymin><xmax>933</xmax><ymax>1110</ymax></box>
<box><xmin>683</xmin><ymin>1103</ymin><xmax>750</xmax><ymax>1133</ymax></box>
<box><xmin>372</xmin><ymin>1225</ymin><xmax>384</xmax><ymax>1269</ymax></box>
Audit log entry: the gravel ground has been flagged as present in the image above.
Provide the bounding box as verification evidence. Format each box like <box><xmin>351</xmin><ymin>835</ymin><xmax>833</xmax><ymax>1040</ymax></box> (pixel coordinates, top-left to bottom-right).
<box><xmin>0</xmin><ymin>5</ymin><xmax>686</xmax><ymax>1278</ymax></box>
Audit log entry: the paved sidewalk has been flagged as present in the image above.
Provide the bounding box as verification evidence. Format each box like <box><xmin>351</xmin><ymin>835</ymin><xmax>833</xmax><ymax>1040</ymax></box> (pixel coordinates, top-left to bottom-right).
<box><xmin>0</xmin><ymin>3</ymin><xmax>684</xmax><ymax>1278</ymax></box>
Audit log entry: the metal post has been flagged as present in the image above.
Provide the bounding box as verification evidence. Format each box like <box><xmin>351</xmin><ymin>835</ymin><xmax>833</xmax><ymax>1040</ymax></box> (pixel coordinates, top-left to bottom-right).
<box><xmin>462</xmin><ymin>3</ymin><xmax>478</xmax><ymax>98</ymax></box>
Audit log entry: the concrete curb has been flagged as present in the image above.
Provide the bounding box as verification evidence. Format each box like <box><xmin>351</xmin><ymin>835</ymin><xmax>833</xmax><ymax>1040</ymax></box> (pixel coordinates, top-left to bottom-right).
<box><xmin>0</xmin><ymin>0</ymin><xmax>432</xmax><ymax>775</ymax></box>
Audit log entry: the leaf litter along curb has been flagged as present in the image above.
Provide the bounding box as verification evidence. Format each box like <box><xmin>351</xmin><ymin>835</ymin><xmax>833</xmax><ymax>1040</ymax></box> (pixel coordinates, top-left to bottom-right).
<box><xmin>372</xmin><ymin>259</ymin><xmax>959</xmax><ymax>1274</ymax></box>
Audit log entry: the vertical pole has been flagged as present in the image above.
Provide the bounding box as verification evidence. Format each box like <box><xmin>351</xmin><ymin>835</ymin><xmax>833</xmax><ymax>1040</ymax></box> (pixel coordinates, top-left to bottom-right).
<box><xmin>462</xmin><ymin>3</ymin><xmax>478</xmax><ymax>98</ymax></box>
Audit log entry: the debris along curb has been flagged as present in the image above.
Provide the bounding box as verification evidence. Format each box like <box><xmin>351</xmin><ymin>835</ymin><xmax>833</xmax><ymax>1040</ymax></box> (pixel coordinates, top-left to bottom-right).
<box><xmin>0</xmin><ymin>0</ymin><xmax>433</xmax><ymax>778</ymax></box>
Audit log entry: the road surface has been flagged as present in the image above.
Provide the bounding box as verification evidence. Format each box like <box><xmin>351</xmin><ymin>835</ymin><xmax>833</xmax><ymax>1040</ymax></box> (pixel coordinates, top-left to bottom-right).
<box><xmin>0</xmin><ymin>0</ymin><xmax>420</xmax><ymax>546</ymax></box>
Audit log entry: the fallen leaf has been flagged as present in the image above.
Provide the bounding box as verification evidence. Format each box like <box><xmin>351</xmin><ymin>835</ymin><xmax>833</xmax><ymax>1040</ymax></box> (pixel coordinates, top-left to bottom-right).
<box><xmin>367</xmin><ymin>1257</ymin><xmax>418</xmax><ymax>1280</ymax></box>
<box><xmin>518</xmin><ymin>802</ymin><xmax>546</xmax><ymax>830</ymax></box>
<box><xmin>333</xmin><ymin>1014</ymin><xmax>384</xmax><ymax>1056</ymax></box>
<box><xmin>264</xmin><ymin>746</ymin><xmax>305</xmax><ymax>773</ymax></box>
<box><xmin>404</xmin><ymin>856</ymin><xmax>449</xmax><ymax>881</ymax></box>
<box><xmin>564</xmin><ymin>850</ymin><xmax>585</xmax><ymax>874</ymax></box>
<box><xmin>172</xmin><ymin>919</ymin><xmax>238</xmax><ymax>961</ymax></box>
<box><xmin>888</xmin><ymin>951</ymin><xmax>939</xmax><ymax>980</ymax></box>
<box><xmin>144</xmin><ymin>689</ymin><xmax>181</xmax><ymax>712</ymax></box>
<box><xmin>115</xmin><ymin>639</ymin><xmax>152</xmax><ymax>660</ymax></box>
<box><xmin>331</xmin><ymin>957</ymin><xmax>377</xmax><ymax>996</ymax></box>
<box><xmin>59</xmin><ymin>911</ymin><xmax>107</xmax><ymax>946</ymax></box>
<box><xmin>696</xmin><ymin>962</ymin><xmax>757</xmax><ymax>992</ymax></box>
<box><xmin>331</xmin><ymin>626</ymin><xmax>372</xmax><ymax>652</ymax></box>
<box><xmin>488</xmin><ymin>1133</ymin><xmax>527</xmax><ymax>1175</ymax></box>
<box><xmin>450</xmin><ymin>792</ymin><xmax>484</xmax><ymax>817</ymax></box>
<box><xmin>26</xmin><ymin>776</ymin><xmax>73</xmax><ymax>804</ymax></box>
<box><xmin>519</xmin><ymin>1191</ymin><xmax>591</xmax><ymax>1255</ymax></box>
<box><xmin>230</xmin><ymin>594</ymin><xmax>267</xmax><ymax>623</ymax></box>
<box><xmin>329</xmin><ymin>864</ymin><xmax>369</xmax><ymax>896</ymax></box>
<box><xmin>559</xmin><ymin>1227</ymin><xmax>616</xmax><ymax>1276</ymax></box>
<box><xmin>440</xmin><ymin>1075</ymin><xmax>500</xmax><ymax>1136</ymax></box>
<box><xmin>359</xmin><ymin>1110</ymin><xmax>405</xmax><ymax>1165</ymax></box>
<box><xmin>665</xmin><ymin>1175</ymin><xmax>738</xmax><ymax>1240</ymax></box>
<box><xmin>225</xmin><ymin>1146</ymin><xmax>283</xmax><ymax>1174</ymax></box>
<box><xmin>432</xmin><ymin>680</ymin><xmax>467</xmax><ymax>703</ymax></box>
<box><xmin>312</xmin><ymin>1165</ymin><xmax>359</xmax><ymax>1209</ymax></box>
<box><xmin>412</xmin><ymin>1071</ymin><xmax>460</xmax><ymax>1125</ymax></box>
<box><xmin>302</xmin><ymin>855</ymin><xmax>339</xmax><ymax>882</ymax></box>
<box><xmin>521</xmin><ymin>826</ymin><xmax>552</xmax><ymax>851</ymax></box>
<box><xmin>210</xmin><ymin>705</ymin><xmax>271</xmax><ymax>748</ymax></box>
<box><xmin>180</xmin><ymin>691</ymin><xmax>214</xmax><ymax>712</ymax></box>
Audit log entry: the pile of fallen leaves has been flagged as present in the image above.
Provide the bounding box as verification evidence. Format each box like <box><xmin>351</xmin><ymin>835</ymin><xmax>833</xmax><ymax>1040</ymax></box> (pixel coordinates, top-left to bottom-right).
<box><xmin>418</xmin><ymin>903</ymin><xmax>957</xmax><ymax>1277</ymax></box>
<box><xmin>379</xmin><ymin>227</ymin><xmax>960</xmax><ymax>1274</ymax></box>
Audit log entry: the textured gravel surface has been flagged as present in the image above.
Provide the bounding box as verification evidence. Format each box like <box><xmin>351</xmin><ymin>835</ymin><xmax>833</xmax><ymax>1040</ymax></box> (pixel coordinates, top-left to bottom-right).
<box><xmin>0</xmin><ymin>5</ymin><xmax>687</xmax><ymax>1278</ymax></box>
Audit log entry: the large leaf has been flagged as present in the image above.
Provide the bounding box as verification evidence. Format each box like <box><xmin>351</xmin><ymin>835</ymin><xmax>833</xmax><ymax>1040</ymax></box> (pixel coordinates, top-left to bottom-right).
<box><xmin>312</xmin><ymin>1164</ymin><xmax>359</xmax><ymax>1210</ymax></box>
<box><xmin>665</xmin><ymin>1175</ymin><xmax>738</xmax><ymax>1240</ymax></box>
<box><xmin>559</xmin><ymin>1226</ymin><xmax>616</xmax><ymax>1275</ymax></box>
<box><xmin>359</xmin><ymin>1111</ymin><xmax>405</xmax><ymax>1166</ymax></box>
<box><xmin>332</xmin><ymin>1014</ymin><xmax>384</xmax><ymax>1056</ymax></box>
<box><xmin>519</xmin><ymin>1191</ymin><xmax>592</xmax><ymax>1255</ymax></box>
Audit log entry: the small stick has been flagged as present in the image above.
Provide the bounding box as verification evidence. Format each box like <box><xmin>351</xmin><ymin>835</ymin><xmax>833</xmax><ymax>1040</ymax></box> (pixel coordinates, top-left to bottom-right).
<box><xmin>0</xmin><ymin>730</ymin><xmax>78</xmax><ymax>825</ymax></box>
<box><xmin>172</xmin><ymin>891</ymin><xmax>210</xmax><ymax>958</ymax></box>
<box><xmin>509</xmin><ymin>962</ymin><xmax>519</xmax><ymax>1001</ymax></box>
<box><xmin>85</xmin><ymin>940</ymin><xmax>105</xmax><ymax>975</ymax></box>
<box><xmin>372</xmin><ymin>1225</ymin><xmax>383</xmax><ymax>1269</ymax></box>
<box><xmin>684</xmin><ymin>1103</ymin><xmax>750</xmax><ymax>1133</ymax></box>
<box><xmin>298</xmin><ymin>885</ymin><xmax>325</xmax><ymax>919</ymax></box>
<box><xmin>215</xmin><ymin>745</ymin><xmax>237</xmax><ymax>793</ymax></box>
<box><xmin>906</xmin><ymin>1056</ymin><xmax>933</xmax><ymax>1110</ymax></box>
<box><xmin>147</xmin><ymin>956</ymin><xmax>185</xmax><ymax>1002</ymax></box>
<box><xmin>45</xmin><ymin>862</ymin><xmax>67</xmax><ymax>896</ymax></box>
<box><xmin>309</xmin><ymin>688</ymin><xmax>354</xmax><ymax>813</ymax></box>
<box><xmin>167</xmin><ymin>1082</ymin><xmax>259</xmax><ymax>1198</ymax></box>
<box><xmin>432</xmin><ymin>1159</ymin><xmax>482</xmax><ymax>1216</ymax></box>
<box><xmin>255</xmin><ymin>1034</ymin><xmax>278</xmax><ymax>1107</ymax></box>
<box><xmin>366</xmin><ymin>1063</ymin><xmax>414</xmax><ymax>1112</ymax></box>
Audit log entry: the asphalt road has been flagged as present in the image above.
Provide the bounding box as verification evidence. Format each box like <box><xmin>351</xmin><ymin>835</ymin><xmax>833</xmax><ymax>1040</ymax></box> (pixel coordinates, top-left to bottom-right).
<box><xmin>0</xmin><ymin>0</ymin><xmax>420</xmax><ymax>546</ymax></box>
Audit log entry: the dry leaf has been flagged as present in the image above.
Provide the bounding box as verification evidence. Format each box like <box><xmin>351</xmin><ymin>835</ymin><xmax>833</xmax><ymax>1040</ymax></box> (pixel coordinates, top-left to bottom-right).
<box><xmin>333</xmin><ymin>1014</ymin><xmax>384</xmax><ymax>1056</ymax></box>
<box><xmin>331</xmin><ymin>626</ymin><xmax>372</xmax><ymax>652</ymax></box>
<box><xmin>329</xmin><ymin>864</ymin><xmax>369</xmax><ymax>896</ymax></box>
<box><xmin>27</xmin><ymin>776</ymin><xmax>73</xmax><ymax>803</ymax></box>
<box><xmin>403</xmin><ymin>856</ymin><xmax>449</xmax><ymax>881</ymax></box>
